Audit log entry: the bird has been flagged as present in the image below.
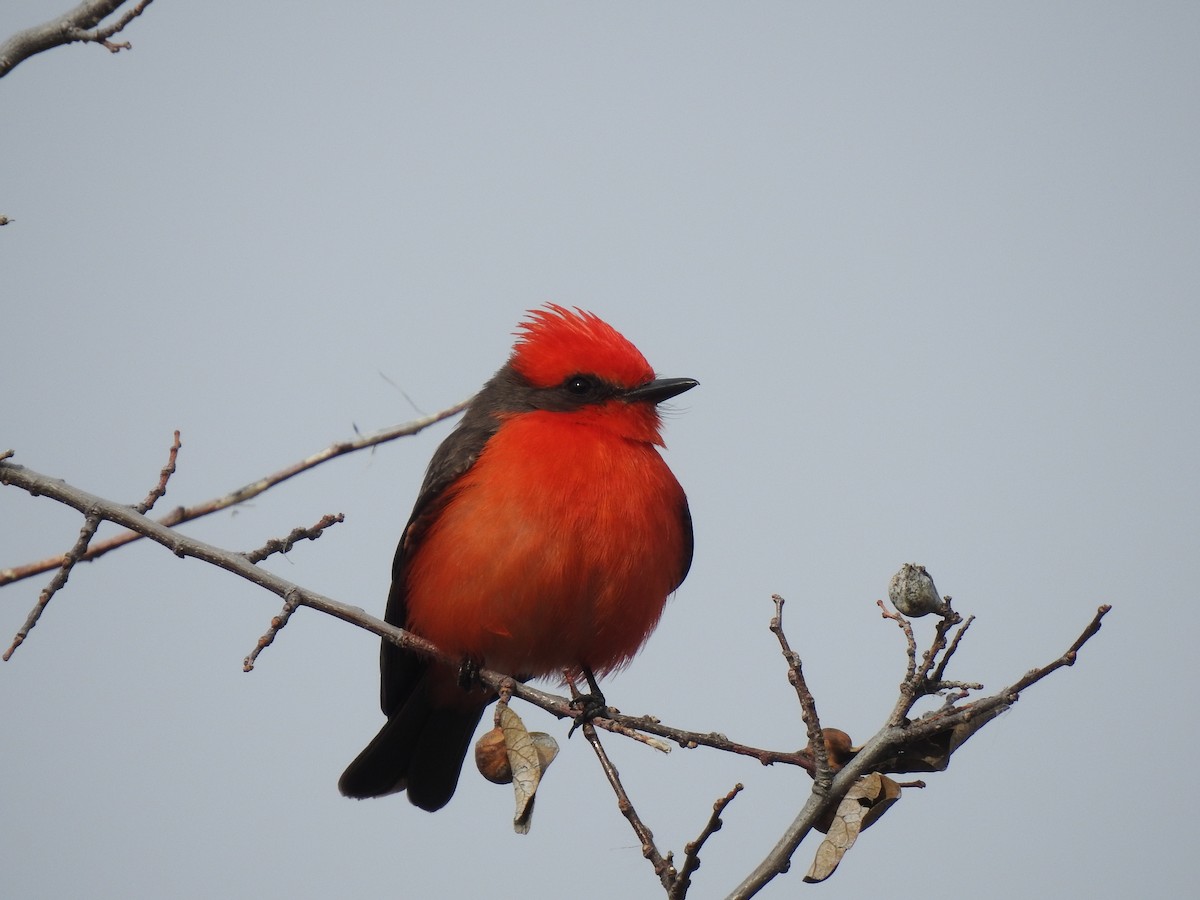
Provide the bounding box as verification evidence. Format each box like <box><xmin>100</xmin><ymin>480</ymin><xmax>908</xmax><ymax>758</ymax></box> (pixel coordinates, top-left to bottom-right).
<box><xmin>338</xmin><ymin>304</ymin><xmax>696</xmax><ymax>811</ymax></box>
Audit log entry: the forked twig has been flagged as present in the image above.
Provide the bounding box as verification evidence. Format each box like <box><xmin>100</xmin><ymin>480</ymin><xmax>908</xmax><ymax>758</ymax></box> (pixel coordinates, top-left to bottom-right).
<box><xmin>669</xmin><ymin>783</ymin><xmax>744</xmax><ymax>900</ymax></box>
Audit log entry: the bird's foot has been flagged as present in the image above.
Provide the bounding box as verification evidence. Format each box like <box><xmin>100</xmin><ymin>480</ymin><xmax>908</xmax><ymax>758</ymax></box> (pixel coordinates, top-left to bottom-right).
<box><xmin>456</xmin><ymin>657</ymin><xmax>482</xmax><ymax>691</ymax></box>
<box><xmin>567</xmin><ymin>667</ymin><xmax>609</xmax><ymax>737</ymax></box>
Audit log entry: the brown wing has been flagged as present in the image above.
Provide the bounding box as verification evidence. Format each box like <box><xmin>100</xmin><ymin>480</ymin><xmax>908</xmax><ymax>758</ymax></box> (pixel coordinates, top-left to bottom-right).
<box><xmin>378</xmin><ymin>377</ymin><xmax>514</xmax><ymax>715</ymax></box>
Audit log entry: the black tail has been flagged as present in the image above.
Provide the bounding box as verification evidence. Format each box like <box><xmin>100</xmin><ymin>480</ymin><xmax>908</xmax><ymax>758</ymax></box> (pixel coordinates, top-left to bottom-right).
<box><xmin>338</xmin><ymin>674</ymin><xmax>486</xmax><ymax>811</ymax></box>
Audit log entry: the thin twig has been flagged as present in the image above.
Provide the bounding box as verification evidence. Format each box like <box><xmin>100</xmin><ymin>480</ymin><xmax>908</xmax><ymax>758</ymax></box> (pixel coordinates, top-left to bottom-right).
<box><xmin>243</xmin><ymin>590</ymin><xmax>302</xmax><ymax>672</ymax></box>
<box><xmin>1004</xmin><ymin>604</ymin><xmax>1111</xmax><ymax>695</ymax></box>
<box><xmin>0</xmin><ymin>401</ymin><xmax>468</xmax><ymax>587</ymax></box>
<box><xmin>877</xmin><ymin>599</ymin><xmax>918</xmax><ymax>683</ymax></box>
<box><xmin>770</xmin><ymin>595</ymin><xmax>830</xmax><ymax>788</ymax></box>
<box><xmin>921</xmin><ymin>612</ymin><xmax>964</xmax><ymax>685</ymax></box>
<box><xmin>5</xmin><ymin>432</ymin><xmax>176</xmax><ymax>659</ymax></box>
<box><xmin>605</xmin><ymin>714</ymin><xmax>815</xmax><ymax>772</ymax></box>
<box><xmin>242</xmin><ymin>513</ymin><xmax>344</xmax><ymax>565</ymax></box>
<box><xmin>669</xmin><ymin>783</ymin><xmax>744</xmax><ymax>900</ymax></box>
<box><xmin>599</xmin><ymin>719</ymin><xmax>674</xmax><ymax>754</ymax></box>
<box><xmin>134</xmin><ymin>430</ymin><xmax>181</xmax><ymax>515</ymax></box>
<box><xmin>65</xmin><ymin>0</ymin><xmax>153</xmax><ymax>52</ymax></box>
<box><xmin>4</xmin><ymin>512</ymin><xmax>101</xmax><ymax>660</ymax></box>
<box><xmin>930</xmin><ymin>614</ymin><xmax>975</xmax><ymax>684</ymax></box>
<box><xmin>933</xmin><ymin>680</ymin><xmax>984</xmax><ymax>693</ymax></box>
<box><xmin>880</xmin><ymin>600</ymin><xmax>971</xmax><ymax>726</ymax></box>
<box><xmin>580</xmin><ymin>720</ymin><xmax>676</xmax><ymax>891</ymax></box>
<box><xmin>0</xmin><ymin>0</ymin><xmax>155</xmax><ymax>78</ymax></box>
<box><xmin>727</xmin><ymin>602</ymin><xmax>1110</xmax><ymax>899</ymax></box>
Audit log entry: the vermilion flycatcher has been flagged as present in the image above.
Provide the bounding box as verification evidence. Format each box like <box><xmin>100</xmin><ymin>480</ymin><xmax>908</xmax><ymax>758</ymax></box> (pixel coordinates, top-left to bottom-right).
<box><xmin>339</xmin><ymin>305</ymin><xmax>696</xmax><ymax>810</ymax></box>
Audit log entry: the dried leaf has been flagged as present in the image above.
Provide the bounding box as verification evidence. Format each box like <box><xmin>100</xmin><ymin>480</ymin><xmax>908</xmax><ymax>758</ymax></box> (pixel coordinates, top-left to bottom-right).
<box><xmin>474</xmin><ymin>718</ymin><xmax>560</xmax><ymax>787</ymax></box>
<box><xmin>495</xmin><ymin>705</ymin><xmax>559</xmax><ymax>834</ymax></box>
<box><xmin>804</xmin><ymin>774</ymin><xmax>902</xmax><ymax>883</ymax></box>
<box><xmin>875</xmin><ymin>703</ymin><xmax>1009</xmax><ymax>773</ymax></box>
<box><xmin>859</xmin><ymin>773</ymin><xmax>901</xmax><ymax>832</ymax></box>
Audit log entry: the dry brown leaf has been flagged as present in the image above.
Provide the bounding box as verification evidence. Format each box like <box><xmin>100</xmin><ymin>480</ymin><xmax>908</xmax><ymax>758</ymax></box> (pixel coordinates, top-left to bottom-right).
<box><xmin>859</xmin><ymin>773</ymin><xmax>901</xmax><ymax>832</ymax></box>
<box><xmin>474</xmin><ymin>716</ymin><xmax>560</xmax><ymax>786</ymax></box>
<box><xmin>478</xmin><ymin>704</ymin><xmax>558</xmax><ymax>834</ymax></box>
<box><xmin>874</xmin><ymin>704</ymin><xmax>1008</xmax><ymax>774</ymax></box>
<box><xmin>804</xmin><ymin>774</ymin><xmax>902</xmax><ymax>883</ymax></box>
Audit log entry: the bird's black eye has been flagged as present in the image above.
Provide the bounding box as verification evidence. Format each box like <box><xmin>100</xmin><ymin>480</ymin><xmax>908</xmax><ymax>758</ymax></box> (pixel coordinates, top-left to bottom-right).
<box><xmin>564</xmin><ymin>375</ymin><xmax>594</xmax><ymax>395</ymax></box>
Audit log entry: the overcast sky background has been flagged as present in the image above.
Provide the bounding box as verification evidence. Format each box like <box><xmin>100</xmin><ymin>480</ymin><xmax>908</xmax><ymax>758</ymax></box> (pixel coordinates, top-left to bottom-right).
<box><xmin>2</xmin><ymin>3</ymin><xmax>1196</xmax><ymax>898</ymax></box>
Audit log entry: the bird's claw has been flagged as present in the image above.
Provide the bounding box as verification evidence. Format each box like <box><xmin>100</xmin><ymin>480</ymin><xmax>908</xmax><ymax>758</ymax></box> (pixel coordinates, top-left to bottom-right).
<box><xmin>567</xmin><ymin>690</ymin><xmax>608</xmax><ymax>737</ymax></box>
<box><xmin>456</xmin><ymin>657</ymin><xmax>482</xmax><ymax>691</ymax></box>
<box><xmin>565</xmin><ymin>666</ymin><xmax>609</xmax><ymax>736</ymax></box>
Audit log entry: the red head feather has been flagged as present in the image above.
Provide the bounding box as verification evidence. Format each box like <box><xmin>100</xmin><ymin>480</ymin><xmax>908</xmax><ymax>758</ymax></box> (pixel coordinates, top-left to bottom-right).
<box><xmin>509</xmin><ymin>304</ymin><xmax>654</xmax><ymax>390</ymax></box>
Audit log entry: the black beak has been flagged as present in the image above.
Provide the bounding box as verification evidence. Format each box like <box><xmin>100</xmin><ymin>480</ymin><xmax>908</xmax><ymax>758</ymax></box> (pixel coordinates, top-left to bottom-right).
<box><xmin>624</xmin><ymin>377</ymin><xmax>699</xmax><ymax>404</ymax></box>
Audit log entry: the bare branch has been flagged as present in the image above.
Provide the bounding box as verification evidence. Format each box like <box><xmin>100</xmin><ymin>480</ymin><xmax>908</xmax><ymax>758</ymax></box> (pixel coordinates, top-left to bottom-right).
<box><xmin>669</xmin><ymin>784</ymin><xmax>743</xmax><ymax>900</ymax></box>
<box><xmin>770</xmin><ymin>595</ymin><xmax>830</xmax><ymax>787</ymax></box>
<box><xmin>1004</xmin><ymin>604</ymin><xmax>1111</xmax><ymax>694</ymax></box>
<box><xmin>3</xmin><ymin>512</ymin><xmax>101</xmax><ymax>660</ymax></box>
<box><xmin>930</xmin><ymin>613</ymin><xmax>974</xmax><ymax>684</ymax></box>
<box><xmin>0</xmin><ymin>453</ymin><xmax>1111</xmax><ymax>897</ymax></box>
<box><xmin>244</xmin><ymin>591</ymin><xmax>302</xmax><ymax>673</ymax></box>
<box><xmin>603</xmin><ymin>713</ymin><xmax>815</xmax><ymax>773</ymax></box>
<box><xmin>0</xmin><ymin>0</ymin><xmax>155</xmax><ymax>79</ymax></box>
<box><xmin>580</xmin><ymin>720</ymin><xmax>677</xmax><ymax>891</ymax></box>
<box><xmin>878</xmin><ymin>597</ymin><xmax>968</xmax><ymax>726</ymax></box>
<box><xmin>0</xmin><ymin>454</ymin><xmax>828</xmax><ymax>792</ymax></box>
<box><xmin>0</xmin><ymin>456</ymin><xmax>429</xmax><ymax>647</ymax></box>
<box><xmin>242</xmin><ymin>513</ymin><xmax>344</xmax><ymax>565</ymax></box>
<box><xmin>4</xmin><ymin>431</ymin><xmax>167</xmax><ymax>658</ymax></box>
<box><xmin>877</xmin><ymin>599</ymin><xmax>919</xmax><ymax>685</ymax></box>
<box><xmin>0</xmin><ymin>401</ymin><xmax>468</xmax><ymax>587</ymax></box>
<box><xmin>134</xmin><ymin>430</ymin><xmax>181</xmax><ymax>515</ymax></box>
<box><xmin>727</xmin><ymin>603</ymin><xmax>1110</xmax><ymax>899</ymax></box>
<box><xmin>0</xmin><ymin>459</ymin><xmax>654</xmax><ymax>729</ymax></box>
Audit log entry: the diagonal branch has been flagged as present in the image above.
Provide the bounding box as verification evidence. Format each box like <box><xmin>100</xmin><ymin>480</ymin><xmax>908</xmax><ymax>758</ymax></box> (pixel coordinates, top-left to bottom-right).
<box><xmin>770</xmin><ymin>595</ymin><xmax>830</xmax><ymax>787</ymax></box>
<box><xmin>0</xmin><ymin>455</ymin><xmax>825</xmax><ymax>780</ymax></box>
<box><xmin>580</xmin><ymin>720</ymin><xmax>677</xmax><ymax>891</ymax></box>
<box><xmin>0</xmin><ymin>456</ymin><xmax>1112</xmax><ymax>899</ymax></box>
<box><xmin>3</xmin><ymin>512</ymin><xmax>101</xmax><ymax>660</ymax></box>
<box><xmin>242</xmin><ymin>513</ymin><xmax>344</xmax><ymax>565</ymax></box>
<box><xmin>0</xmin><ymin>0</ymin><xmax>155</xmax><ymax>79</ymax></box>
<box><xmin>0</xmin><ymin>401</ymin><xmax>468</xmax><ymax>587</ymax></box>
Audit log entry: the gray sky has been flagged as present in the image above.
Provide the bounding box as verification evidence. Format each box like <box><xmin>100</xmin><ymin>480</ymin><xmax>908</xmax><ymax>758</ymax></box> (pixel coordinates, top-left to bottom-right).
<box><xmin>2</xmin><ymin>3</ymin><xmax>1196</xmax><ymax>898</ymax></box>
